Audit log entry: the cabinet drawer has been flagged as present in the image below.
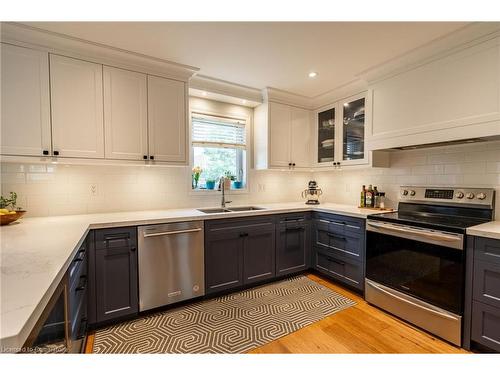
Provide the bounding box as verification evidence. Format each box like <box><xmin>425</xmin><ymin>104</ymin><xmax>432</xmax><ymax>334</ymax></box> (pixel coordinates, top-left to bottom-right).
<box><xmin>313</xmin><ymin>221</ymin><xmax>363</xmax><ymax>260</ymax></box>
<box><xmin>475</xmin><ymin>237</ymin><xmax>500</xmax><ymax>265</ymax></box>
<box><xmin>471</xmin><ymin>301</ymin><xmax>500</xmax><ymax>352</ymax></box>
<box><xmin>69</xmin><ymin>272</ymin><xmax>87</xmax><ymax>324</ymax></box>
<box><xmin>205</xmin><ymin>215</ymin><xmax>275</xmax><ymax>233</ymax></box>
<box><xmin>473</xmin><ymin>259</ymin><xmax>500</xmax><ymax>309</ymax></box>
<box><xmin>314</xmin><ymin>248</ymin><xmax>363</xmax><ymax>291</ymax></box>
<box><xmin>95</xmin><ymin>227</ymin><xmax>137</xmax><ymax>250</ymax></box>
<box><xmin>314</xmin><ymin>212</ymin><xmax>364</xmax><ymax>235</ymax></box>
<box><xmin>69</xmin><ymin>244</ymin><xmax>87</xmax><ymax>287</ymax></box>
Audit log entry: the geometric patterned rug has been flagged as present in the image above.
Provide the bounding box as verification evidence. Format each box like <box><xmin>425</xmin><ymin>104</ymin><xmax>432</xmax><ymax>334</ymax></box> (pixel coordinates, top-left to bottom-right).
<box><xmin>92</xmin><ymin>276</ymin><xmax>355</xmax><ymax>353</ymax></box>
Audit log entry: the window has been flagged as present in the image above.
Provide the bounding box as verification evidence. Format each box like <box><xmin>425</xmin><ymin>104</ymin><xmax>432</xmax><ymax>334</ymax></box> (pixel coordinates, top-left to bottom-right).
<box><xmin>191</xmin><ymin>113</ymin><xmax>247</xmax><ymax>190</ymax></box>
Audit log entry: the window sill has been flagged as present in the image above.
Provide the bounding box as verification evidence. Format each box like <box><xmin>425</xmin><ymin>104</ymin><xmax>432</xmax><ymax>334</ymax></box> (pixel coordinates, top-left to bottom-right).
<box><xmin>188</xmin><ymin>188</ymin><xmax>249</xmax><ymax>196</ymax></box>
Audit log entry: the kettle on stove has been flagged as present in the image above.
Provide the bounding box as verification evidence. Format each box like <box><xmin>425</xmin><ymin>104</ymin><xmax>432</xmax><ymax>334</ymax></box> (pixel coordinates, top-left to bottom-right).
<box><xmin>301</xmin><ymin>180</ymin><xmax>323</xmax><ymax>205</ymax></box>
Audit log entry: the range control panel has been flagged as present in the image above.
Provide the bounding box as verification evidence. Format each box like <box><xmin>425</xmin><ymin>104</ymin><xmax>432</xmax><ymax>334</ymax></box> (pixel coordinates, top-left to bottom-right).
<box><xmin>400</xmin><ymin>186</ymin><xmax>495</xmax><ymax>207</ymax></box>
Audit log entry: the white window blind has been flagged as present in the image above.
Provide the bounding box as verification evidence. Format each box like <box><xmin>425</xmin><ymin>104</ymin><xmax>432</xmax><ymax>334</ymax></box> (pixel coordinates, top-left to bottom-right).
<box><xmin>192</xmin><ymin>115</ymin><xmax>246</xmax><ymax>149</ymax></box>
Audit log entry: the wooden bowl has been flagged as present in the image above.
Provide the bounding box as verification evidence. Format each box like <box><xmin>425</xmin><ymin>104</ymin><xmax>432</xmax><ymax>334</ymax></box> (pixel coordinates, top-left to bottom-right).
<box><xmin>0</xmin><ymin>210</ymin><xmax>26</xmax><ymax>226</ymax></box>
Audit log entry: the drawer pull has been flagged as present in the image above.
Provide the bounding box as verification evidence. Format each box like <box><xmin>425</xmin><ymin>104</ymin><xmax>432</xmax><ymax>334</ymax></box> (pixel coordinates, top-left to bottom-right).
<box><xmin>345</xmin><ymin>224</ymin><xmax>360</xmax><ymax>230</ymax></box>
<box><xmin>75</xmin><ymin>276</ymin><xmax>87</xmax><ymax>292</ymax></box>
<box><xmin>105</xmin><ymin>233</ymin><xmax>130</xmax><ymax>241</ymax></box>
<box><xmin>239</xmin><ymin>232</ymin><xmax>249</xmax><ymax>237</ymax></box>
<box><xmin>327</xmin><ymin>233</ymin><xmax>346</xmax><ymax>240</ymax></box>
<box><xmin>285</xmin><ymin>227</ymin><xmax>305</xmax><ymax>232</ymax></box>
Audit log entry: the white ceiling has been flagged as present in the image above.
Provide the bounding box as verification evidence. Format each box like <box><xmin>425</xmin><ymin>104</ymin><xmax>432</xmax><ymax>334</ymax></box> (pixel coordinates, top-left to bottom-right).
<box><xmin>26</xmin><ymin>22</ymin><xmax>469</xmax><ymax>97</ymax></box>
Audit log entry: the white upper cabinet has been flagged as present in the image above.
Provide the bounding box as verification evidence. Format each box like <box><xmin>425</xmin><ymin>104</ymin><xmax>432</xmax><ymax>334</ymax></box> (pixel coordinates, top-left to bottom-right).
<box><xmin>1</xmin><ymin>43</ymin><xmax>51</xmax><ymax>156</ymax></box>
<box><xmin>50</xmin><ymin>54</ymin><xmax>104</xmax><ymax>158</ymax></box>
<box><xmin>269</xmin><ymin>102</ymin><xmax>292</xmax><ymax>167</ymax></box>
<box><xmin>147</xmin><ymin>75</ymin><xmax>187</xmax><ymax>163</ymax></box>
<box><xmin>368</xmin><ymin>37</ymin><xmax>500</xmax><ymax>150</ymax></box>
<box><xmin>290</xmin><ymin>106</ymin><xmax>312</xmax><ymax>168</ymax></box>
<box><xmin>103</xmin><ymin>66</ymin><xmax>148</xmax><ymax>161</ymax></box>
<box><xmin>255</xmin><ymin>101</ymin><xmax>312</xmax><ymax>170</ymax></box>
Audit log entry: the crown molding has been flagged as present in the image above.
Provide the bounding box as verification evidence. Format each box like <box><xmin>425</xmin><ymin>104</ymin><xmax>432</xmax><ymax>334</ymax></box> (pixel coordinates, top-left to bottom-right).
<box><xmin>358</xmin><ymin>22</ymin><xmax>500</xmax><ymax>84</ymax></box>
<box><xmin>189</xmin><ymin>75</ymin><xmax>262</xmax><ymax>105</ymax></box>
<box><xmin>0</xmin><ymin>22</ymin><xmax>199</xmax><ymax>82</ymax></box>
<box><xmin>263</xmin><ymin>87</ymin><xmax>313</xmax><ymax>108</ymax></box>
<box><xmin>310</xmin><ymin>79</ymin><xmax>368</xmax><ymax>109</ymax></box>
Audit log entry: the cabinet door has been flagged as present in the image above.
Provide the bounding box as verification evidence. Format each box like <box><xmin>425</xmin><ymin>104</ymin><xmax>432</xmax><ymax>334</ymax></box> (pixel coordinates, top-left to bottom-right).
<box><xmin>269</xmin><ymin>102</ymin><xmax>291</xmax><ymax>167</ymax></box>
<box><xmin>94</xmin><ymin>229</ymin><xmax>138</xmax><ymax>323</ymax></box>
<box><xmin>147</xmin><ymin>75</ymin><xmax>187</xmax><ymax>163</ymax></box>
<box><xmin>340</xmin><ymin>93</ymin><xmax>367</xmax><ymax>165</ymax></box>
<box><xmin>243</xmin><ymin>225</ymin><xmax>276</xmax><ymax>285</ymax></box>
<box><xmin>316</xmin><ymin>106</ymin><xmax>336</xmax><ymax>165</ymax></box>
<box><xmin>50</xmin><ymin>54</ymin><xmax>104</xmax><ymax>158</ymax></box>
<box><xmin>290</xmin><ymin>107</ymin><xmax>311</xmax><ymax>167</ymax></box>
<box><xmin>276</xmin><ymin>221</ymin><xmax>310</xmax><ymax>276</ymax></box>
<box><xmin>205</xmin><ymin>230</ymin><xmax>244</xmax><ymax>294</ymax></box>
<box><xmin>103</xmin><ymin>66</ymin><xmax>148</xmax><ymax>160</ymax></box>
<box><xmin>1</xmin><ymin>43</ymin><xmax>51</xmax><ymax>156</ymax></box>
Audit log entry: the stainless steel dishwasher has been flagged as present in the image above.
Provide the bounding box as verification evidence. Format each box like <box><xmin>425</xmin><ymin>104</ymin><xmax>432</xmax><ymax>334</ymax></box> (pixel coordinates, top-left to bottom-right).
<box><xmin>138</xmin><ymin>221</ymin><xmax>204</xmax><ymax>311</ymax></box>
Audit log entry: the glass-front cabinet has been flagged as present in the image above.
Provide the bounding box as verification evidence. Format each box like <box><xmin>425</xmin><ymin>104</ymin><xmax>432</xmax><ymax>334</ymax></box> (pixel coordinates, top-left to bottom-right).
<box><xmin>315</xmin><ymin>92</ymin><xmax>367</xmax><ymax>167</ymax></box>
<box><xmin>317</xmin><ymin>107</ymin><xmax>335</xmax><ymax>164</ymax></box>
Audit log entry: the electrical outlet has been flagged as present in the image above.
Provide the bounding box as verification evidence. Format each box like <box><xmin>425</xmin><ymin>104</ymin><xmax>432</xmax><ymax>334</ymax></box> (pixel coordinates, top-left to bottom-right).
<box><xmin>90</xmin><ymin>184</ymin><xmax>98</xmax><ymax>196</ymax></box>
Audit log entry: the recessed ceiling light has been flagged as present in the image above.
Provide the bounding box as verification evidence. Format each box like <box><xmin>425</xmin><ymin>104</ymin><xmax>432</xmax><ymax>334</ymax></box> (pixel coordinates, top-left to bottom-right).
<box><xmin>242</xmin><ymin>99</ymin><xmax>247</xmax><ymax>104</ymax></box>
<box><xmin>308</xmin><ymin>72</ymin><xmax>318</xmax><ymax>78</ymax></box>
<box><xmin>343</xmin><ymin>103</ymin><xmax>349</xmax><ymax>107</ymax></box>
<box><xmin>202</xmin><ymin>91</ymin><xmax>208</xmax><ymax>96</ymax></box>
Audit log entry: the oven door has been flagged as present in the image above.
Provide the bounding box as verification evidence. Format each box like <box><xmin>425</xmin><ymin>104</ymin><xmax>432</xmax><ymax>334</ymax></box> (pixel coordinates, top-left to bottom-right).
<box><xmin>366</xmin><ymin>220</ymin><xmax>465</xmax><ymax>314</ymax></box>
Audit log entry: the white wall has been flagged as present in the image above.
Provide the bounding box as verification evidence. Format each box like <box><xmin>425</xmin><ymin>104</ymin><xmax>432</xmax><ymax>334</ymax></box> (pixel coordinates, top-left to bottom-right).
<box><xmin>0</xmin><ymin>97</ymin><xmax>312</xmax><ymax>217</ymax></box>
<box><xmin>313</xmin><ymin>140</ymin><xmax>500</xmax><ymax>215</ymax></box>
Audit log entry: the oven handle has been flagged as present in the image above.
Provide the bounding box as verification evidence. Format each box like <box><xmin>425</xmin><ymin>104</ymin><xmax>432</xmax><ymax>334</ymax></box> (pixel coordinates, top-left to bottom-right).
<box><xmin>365</xmin><ymin>279</ymin><xmax>460</xmax><ymax>321</ymax></box>
<box><xmin>366</xmin><ymin>220</ymin><xmax>463</xmax><ymax>250</ymax></box>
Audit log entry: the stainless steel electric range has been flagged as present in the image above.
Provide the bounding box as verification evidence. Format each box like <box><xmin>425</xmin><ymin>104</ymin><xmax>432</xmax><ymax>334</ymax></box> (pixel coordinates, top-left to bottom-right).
<box><xmin>365</xmin><ymin>186</ymin><xmax>495</xmax><ymax>346</ymax></box>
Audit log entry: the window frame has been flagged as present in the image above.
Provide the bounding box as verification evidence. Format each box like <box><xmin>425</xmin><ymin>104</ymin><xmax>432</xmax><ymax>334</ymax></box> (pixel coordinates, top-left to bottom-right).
<box><xmin>189</xmin><ymin>108</ymin><xmax>251</xmax><ymax>196</ymax></box>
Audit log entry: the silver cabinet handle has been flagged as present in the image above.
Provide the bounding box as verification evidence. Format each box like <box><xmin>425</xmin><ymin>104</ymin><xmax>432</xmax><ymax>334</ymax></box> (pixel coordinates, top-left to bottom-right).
<box><xmin>143</xmin><ymin>228</ymin><xmax>202</xmax><ymax>238</ymax></box>
<box><xmin>367</xmin><ymin>221</ymin><xmax>461</xmax><ymax>242</ymax></box>
<box><xmin>366</xmin><ymin>280</ymin><xmax>459</xmax><ymax>321</ymax></box>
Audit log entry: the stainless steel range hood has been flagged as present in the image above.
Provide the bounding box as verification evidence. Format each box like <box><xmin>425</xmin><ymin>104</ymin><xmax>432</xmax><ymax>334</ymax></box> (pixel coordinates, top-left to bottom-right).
<box><xmin>389</xmin><ymin>135</ymin><xmax>500</xmax><ymax>151</ymax></box>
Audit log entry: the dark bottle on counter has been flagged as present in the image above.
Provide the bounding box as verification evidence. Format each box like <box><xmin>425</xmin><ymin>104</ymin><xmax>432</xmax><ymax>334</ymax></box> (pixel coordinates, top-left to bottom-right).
<box><xmin>360</xmin><ymin>185</ymin><xmax>366</xmax><ymax>207</ymax></box>
<box><xmin>373</xmin><ymin>186</ymin><xmax>379</xmax><ymax>208</ymax></box>
<box><xmin>366</xmin><ymin>184</ymin><xmax>374</xmax><ymax>208</ymax></box>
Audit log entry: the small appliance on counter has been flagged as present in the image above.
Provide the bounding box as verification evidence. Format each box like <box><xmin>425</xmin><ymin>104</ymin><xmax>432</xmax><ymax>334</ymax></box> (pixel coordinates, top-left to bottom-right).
<box><xmin>301</xmin><ymin>181</ymin><xmax>323</xmax><ymax>205</ymax></box>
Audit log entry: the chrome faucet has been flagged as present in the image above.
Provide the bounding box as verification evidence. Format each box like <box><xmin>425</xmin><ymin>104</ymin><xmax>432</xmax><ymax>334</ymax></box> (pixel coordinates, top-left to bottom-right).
<box><xmin>220</xmin><ymin>177</ymin><xmax>232</xmax><ymax>208</ymax></box>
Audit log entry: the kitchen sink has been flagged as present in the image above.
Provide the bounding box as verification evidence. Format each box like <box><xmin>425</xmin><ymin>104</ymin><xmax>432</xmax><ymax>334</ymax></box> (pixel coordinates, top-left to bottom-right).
<box><xmin>226</xmin><ymin>206</ymin><xmax>265</xmax><ymax>211</ymax></box>
<box><xmin>197</xmin><ymin>206</ymin><xmax>265</xmax><ymax>214</ymax></box>
<box><xmin>197</xmin><ymin>208</ymin><xmax>232</xmax><ymax>214</ymax></box>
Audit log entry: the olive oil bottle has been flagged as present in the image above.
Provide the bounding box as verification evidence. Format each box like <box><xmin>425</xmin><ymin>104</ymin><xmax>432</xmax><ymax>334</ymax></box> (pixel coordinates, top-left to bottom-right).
<box><xmin>360</xmin><ymin>185</ymin><xmax>366</xmax><ymax>207</ymax></box>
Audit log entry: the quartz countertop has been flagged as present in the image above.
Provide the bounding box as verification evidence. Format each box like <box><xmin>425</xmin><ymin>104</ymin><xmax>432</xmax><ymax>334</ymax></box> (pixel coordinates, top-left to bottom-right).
<box><xmin>0</xmin><ymin>202</ymin><xmax>392</xmax><ymax>350</ymax></box>
<box><xmin>467</xmin><ymin>221</ymin><xmax>500</xmax><ymax>240</ymax></box>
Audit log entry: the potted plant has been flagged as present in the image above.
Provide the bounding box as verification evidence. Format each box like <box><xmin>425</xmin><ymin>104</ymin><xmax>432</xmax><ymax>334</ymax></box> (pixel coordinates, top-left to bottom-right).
<box><xmin>0</xmin><ymin>192</ymin><xmax>26</xmax><ymax>225</ymax></box>
<box><xmin>232</xmin><ymin>169</ymin><xmax>243</xmax><ymax>189</ymax></box>
<box><xmin>205</xmin><ymin>179</ymin><xmax>216</xmax><ymax>190</ymax></box>
<box><xmin>224</xmin><ymin>171</ymin><xmax>235</xmax><ymax>190</ymax></box>
<box><xmin>192</xmin><ymin>166</ymin><xmax>202</xmax><ymax>189</ymax></box>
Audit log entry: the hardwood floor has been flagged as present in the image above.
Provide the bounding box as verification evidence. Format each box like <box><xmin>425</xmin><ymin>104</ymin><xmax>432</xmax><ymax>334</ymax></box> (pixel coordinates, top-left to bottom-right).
<box><xmin>85</xmin><ymin>273</ymin><xmax>468</xmax><ymax>354</ymax></box>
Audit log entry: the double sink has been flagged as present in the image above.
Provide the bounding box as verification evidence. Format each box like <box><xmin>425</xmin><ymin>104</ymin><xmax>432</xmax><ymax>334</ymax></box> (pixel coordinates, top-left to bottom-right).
<box><xmin>197</xmin><ymin>206</ymin><xmax>265</xmax><ymax>214</ymax></box>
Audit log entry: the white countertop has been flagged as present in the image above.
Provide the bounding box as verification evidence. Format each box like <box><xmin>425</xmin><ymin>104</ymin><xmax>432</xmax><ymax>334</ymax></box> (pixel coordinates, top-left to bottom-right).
<box><xmin>467</xmin><ymin>221</ymin><xmax>500</xmax><ymax>240</ymax></box>
<box><xmin>0</xmin><ymin>202</ymin><xmax>392</xmax><ymax>350</ymax></box>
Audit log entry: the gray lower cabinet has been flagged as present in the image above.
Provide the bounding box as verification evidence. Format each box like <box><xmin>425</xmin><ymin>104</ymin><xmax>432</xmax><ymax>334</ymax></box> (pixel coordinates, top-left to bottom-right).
<box><xmin>465</xmin><ymin>236</ymin><xmax>500</xmax><ymax>352</ymax></box>
<box><xmin>244</xmin><ymin>224</ymin><xmax>276</xmax><ymax>284</ymax></box>
<box><xmin>276</xmin><ymin>213</ymin><xmax>311</xmax><ymax>276</ymax></box>
<box><xmin>311</xmin><ymin>212</ymin><xmax>365</xmax><ymax>292</ymax></box>
<box><xmin>91</xmin><ymin>227</ymin><xmax>138</xmax><ymax>325</ymax></box>
<box><xmin>205</xmin><ymin>216</ymin><xmax>275</xmax><ymax>295</ymax></box>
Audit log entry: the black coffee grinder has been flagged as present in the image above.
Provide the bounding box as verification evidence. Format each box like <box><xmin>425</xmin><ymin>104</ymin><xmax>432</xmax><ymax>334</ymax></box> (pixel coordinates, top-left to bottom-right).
<box><xmin>301</xmin><ymin>181</ymin><xmax>323</xmax><ymax>205</ymax></box>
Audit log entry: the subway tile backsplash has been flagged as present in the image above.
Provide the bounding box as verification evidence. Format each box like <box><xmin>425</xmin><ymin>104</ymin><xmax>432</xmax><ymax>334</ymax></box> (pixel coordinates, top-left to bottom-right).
<box><xmin>1</xmin><ymin>140</ymin><xmax>499</xmax><ymax>218</ymax></box>
<box><xmin>313</xmin><ymin>140</ymin><xmax>500</xmax><ymax>215</ymax></box>
<box><xmin>0</xmin><ymin>164</ymin><xmax>311</xmax><ymax>217</ymax></box>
